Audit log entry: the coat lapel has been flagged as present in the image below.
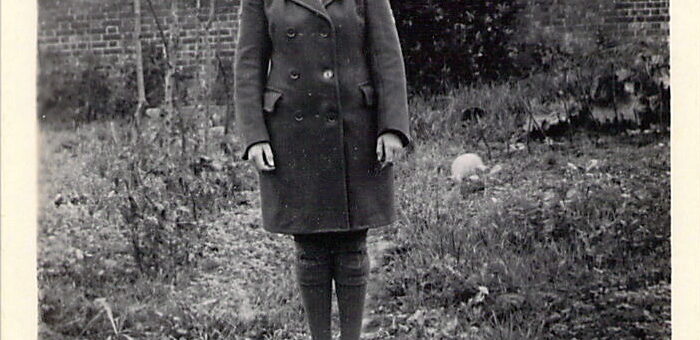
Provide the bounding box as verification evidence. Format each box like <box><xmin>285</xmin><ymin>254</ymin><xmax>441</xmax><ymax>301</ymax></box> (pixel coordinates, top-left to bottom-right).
<box><xmin>288</xmin><ymin>0</ymin><xmax>331</xmax><ymax>22</ymax></box>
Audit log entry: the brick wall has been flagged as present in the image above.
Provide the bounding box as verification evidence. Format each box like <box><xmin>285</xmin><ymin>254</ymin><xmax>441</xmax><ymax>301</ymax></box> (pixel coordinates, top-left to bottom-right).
<box><xmin>520</xmin><ymin>0</ymin><xmax>669</xmax><ymax>46</ymax></box>
<box><xmin>610</xmin><ymin>0</ymin><xmax>670</xmax><ymax>38</ymax></box>
<box><xmin>38</xmin><ymin>0</ymin><xmax>240</xmax><ymax>66</ymax></box>
<box><xmin>38</xmin><ymin>0</ymin><xmax>668</xmax><ymax>70</ymax></box>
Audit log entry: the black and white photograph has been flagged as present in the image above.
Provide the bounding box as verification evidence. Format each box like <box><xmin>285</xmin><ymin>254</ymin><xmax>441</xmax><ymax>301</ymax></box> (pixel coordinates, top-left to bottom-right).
<box><xmin>5</xmin><ymin>0</ymin><xmax>684</xmax><ymax>338</ymax></box>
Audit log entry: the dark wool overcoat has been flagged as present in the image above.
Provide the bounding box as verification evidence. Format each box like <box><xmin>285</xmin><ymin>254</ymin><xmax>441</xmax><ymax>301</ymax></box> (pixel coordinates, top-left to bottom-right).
<box><xmin>233</xmin><ymin>0</ymin><xmax>411</xmax><ymax>234</ymax></box>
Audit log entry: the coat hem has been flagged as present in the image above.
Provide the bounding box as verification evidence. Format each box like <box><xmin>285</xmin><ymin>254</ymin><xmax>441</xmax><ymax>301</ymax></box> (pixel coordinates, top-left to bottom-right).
<box><xmin>262</xmin><ymin>217</ymin><xmax>397</xmax><ymax>235</ymax></box>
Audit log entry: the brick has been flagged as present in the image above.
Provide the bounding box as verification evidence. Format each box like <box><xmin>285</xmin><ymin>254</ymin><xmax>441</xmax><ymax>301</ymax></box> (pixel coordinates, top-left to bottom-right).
<box><xmin>42</xmin><ymin>37</ymin><xmax>60</xmax><ymax>44</ymax></box>
<box><xmin>87</xmin><ymin>13</ymin><xmax>105</xmax><ymax>20</ymax></box>
<box><xmin>103</xmin><ymin>34</ymin><xmax>122</xmax><ymax>41</ymax></box>
<box><xmin>181</xmin><ymin>37</ymin><xmax>198</xmax><ymax>45</ymax></box>
<box><xmin>645</xmin><ymin>15</ymin><xmax>667</xmax><ymax>22</ymax></box>
<box><xmin>72</xmin><ymin>22</ymin><xmax>90</xmax><ymax>29</ymax></box>
<box><xmin>104</xmin><ymin>48</ymin><xmax>123</xmax><ymax>55</ymax></box>
<box><xmin>615</xmin><ymin>3</ymin><xmax>633</xmax><ymax>9</ymax></box>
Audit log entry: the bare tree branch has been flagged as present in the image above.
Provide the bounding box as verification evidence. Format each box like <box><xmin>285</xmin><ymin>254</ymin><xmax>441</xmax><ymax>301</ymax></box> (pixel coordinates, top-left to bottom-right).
<box><xmin>145</xmin><ymin>0</ymin><xmax>169</xmax><ymax>50</ymax></box>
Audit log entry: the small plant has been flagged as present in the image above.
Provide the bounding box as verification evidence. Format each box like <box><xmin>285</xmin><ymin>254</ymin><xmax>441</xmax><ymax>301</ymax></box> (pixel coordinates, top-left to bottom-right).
<box><xmin>526</xmin><ymin>37</ymin><xmax>670</xmax><ymax>135</ymax></box>
<box><xmin>37</xmin><ymin>46</ymin><xmax>169</xmax><ymax>125</ymax></box>
<box><xmin>105</xmin><ymin>114</ymin><xmax>240</xmax><ymax>279</ymax></box>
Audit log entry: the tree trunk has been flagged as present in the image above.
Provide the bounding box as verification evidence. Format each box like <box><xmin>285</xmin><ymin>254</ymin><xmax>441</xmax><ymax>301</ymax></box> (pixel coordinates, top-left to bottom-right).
<box><xmin>133</xmin><ymin>0</ymin><xmax>147</xmax><ymax>129</ymax></box>
<box><xmin>164</xmin><ymin>0</ymin><xmax>179</xmax><ymax>115</ymax></box>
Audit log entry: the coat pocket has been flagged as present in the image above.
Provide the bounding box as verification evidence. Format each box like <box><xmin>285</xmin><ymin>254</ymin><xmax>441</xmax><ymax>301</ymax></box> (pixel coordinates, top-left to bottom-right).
<box><xmin>358</xmin><ymin>82</ymin><xmax>376</xmax><ymax>107</ymax></box>
<box><xmin>263</xmin><ymin>88</ymin><xmax>283</xmax><ymax>113</ymax></box>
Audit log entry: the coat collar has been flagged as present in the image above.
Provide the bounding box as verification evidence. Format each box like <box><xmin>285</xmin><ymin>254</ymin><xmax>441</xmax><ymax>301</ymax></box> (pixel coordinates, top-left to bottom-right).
<box><xmin>287</xmin><ymin>0</ymin><xmax>338</xmax><ymax>22</ymax></box>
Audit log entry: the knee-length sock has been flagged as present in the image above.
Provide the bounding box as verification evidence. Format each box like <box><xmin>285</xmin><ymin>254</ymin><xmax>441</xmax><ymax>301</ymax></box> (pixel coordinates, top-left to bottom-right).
<box><xmin>299</xmin><ymin>282</ymin><xmax>332</xmax><ymax>340</ymax></box>
<box><xmin>335</xmin><ymin>283</ymin><xmax>367</xmax><ymax>340</ymax></box>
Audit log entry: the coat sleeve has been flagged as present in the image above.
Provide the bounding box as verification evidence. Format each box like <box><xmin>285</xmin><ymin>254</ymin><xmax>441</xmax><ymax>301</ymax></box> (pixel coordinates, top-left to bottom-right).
<box><xmin>366</xmin><ymin>0</ymin><xmax>412</xmax><ymax>147</ymax></box>
<box><xmin>234</xmin><ymin>0</ymin><xmax>272</xmax><ymax>160</ymax></box>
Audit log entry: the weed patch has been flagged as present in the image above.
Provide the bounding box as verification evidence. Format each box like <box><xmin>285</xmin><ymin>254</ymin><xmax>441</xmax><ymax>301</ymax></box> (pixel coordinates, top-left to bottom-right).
<box><xmin>39</xmin><ymin>113</ymin><xmax>669</xmax><ymax>339</ymax></box>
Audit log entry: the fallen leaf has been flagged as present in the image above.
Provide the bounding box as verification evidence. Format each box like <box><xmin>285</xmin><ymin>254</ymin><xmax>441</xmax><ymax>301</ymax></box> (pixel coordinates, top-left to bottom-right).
<box><xmin>585</xmin><ymin>159</ymin><xmax>600</xmax><ymax>172</ymax></box>
<box><xmin>489</xmin><ymin>164</ymin><xmax>503</xmax><ymax>175</ymax></box>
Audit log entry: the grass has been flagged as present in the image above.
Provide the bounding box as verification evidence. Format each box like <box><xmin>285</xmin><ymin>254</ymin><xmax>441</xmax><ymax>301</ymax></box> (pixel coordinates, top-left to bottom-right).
<box><xmin>367</xmin><ymin>130</ymin><xmax>669</xmax><ymax>339</ymax></box>
<box><xmin>39</xmin><ymin>84</ymin><xmax>670</xmax><ymax>339</ymax></box>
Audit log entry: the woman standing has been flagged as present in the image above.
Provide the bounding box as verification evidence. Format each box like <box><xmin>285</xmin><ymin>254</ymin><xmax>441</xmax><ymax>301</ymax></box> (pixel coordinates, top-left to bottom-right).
<box><xmin>233</xmin><ymin>0</ymin><xmax>410</xmax><ymax>338</ymax></box>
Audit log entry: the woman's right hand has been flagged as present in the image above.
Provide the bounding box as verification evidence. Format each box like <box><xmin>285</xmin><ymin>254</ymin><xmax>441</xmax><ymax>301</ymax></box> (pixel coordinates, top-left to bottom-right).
<box><xmin>248</xmin><ymin>142</ymin><xmax>276</xmax><ymax>171</ymax></box>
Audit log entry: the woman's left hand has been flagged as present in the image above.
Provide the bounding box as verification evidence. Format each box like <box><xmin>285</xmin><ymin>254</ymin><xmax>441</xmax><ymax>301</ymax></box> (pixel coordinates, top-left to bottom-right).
<box><xmin>376</xmin><ymin>132</ymin><xmax>404</xmax><ymax>166</ymax></box>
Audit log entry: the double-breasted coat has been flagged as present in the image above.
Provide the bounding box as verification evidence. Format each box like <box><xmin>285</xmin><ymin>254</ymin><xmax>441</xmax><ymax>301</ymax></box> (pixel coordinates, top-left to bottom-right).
<box><xmin>234</xmin><ymin>0</ymin><xmax>411</xmax><ymax>234</ymax></box>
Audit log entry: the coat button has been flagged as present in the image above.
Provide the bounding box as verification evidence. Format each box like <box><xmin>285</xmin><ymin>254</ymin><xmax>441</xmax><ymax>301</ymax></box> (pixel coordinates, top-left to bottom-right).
<box><xmin>294</xmin><ymin>112</ymin><xmax>304</xmax><ymax>121</ymax></box>
<box><xmin>286</xmin><ymin>28</ymin><xmax>297</xmax><ymax>39</ymax></box>
<box><xmin>322</xmin><ymin>69</ymin><xmax>334</xmax><ymax>79</ymax></box>
<box><xmin>327</xmin><ymin>111</ymin><xmax>338</xmax><ymax>121</ymax></box>
<box><xmin>290</xmin><ymin>70</ymin><xmax>300</xmax><ymax>80</ymax></box>
<box><xmin>320</xmin><ymin>31</ymin><xmax>329</xmax><ymax>38</ymax></box>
